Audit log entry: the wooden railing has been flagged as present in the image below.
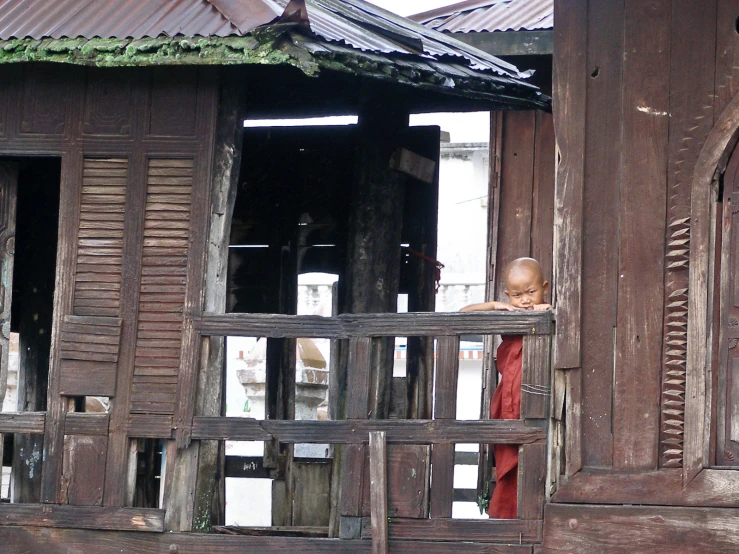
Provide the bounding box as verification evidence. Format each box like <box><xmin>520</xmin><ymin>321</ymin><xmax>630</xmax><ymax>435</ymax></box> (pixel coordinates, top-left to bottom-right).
<box><xmin>0</xmin><ymin>310</ymin><xmax>554</xmax><ymax>551</ymax></box>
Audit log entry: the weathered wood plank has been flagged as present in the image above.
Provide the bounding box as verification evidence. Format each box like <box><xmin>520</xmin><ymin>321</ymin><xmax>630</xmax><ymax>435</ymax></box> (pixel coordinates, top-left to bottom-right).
<box><xmin>579</xmin><ymin>0</ymin><xmax>623</xmax><ymax>469</ymax></box>
<box><xmin>61</xmin><ymin>434</ymin><xmax>108</xmax><ymax>506</ymax></box>
<box><xmin>542</xmin><ymin>503</ymin><xmax>739</xmax><ymax>553</ymax></box>
<box><xmin>429</xmin><ymin>336</ymin><xmax>459</xmax><ymax>518</ymax></box>
<box><xmin>190</xmin><ymin>418</ymin><xmax>545</xmax><ymax>444</ymax></box>
<box><xmin>517</xmin><ymin>442</ymin><xmax>546</xmax><ymax>520</ymax></box>
<box><xmin>530</xmin><ymin>110</ymin><xmax>556</xmax><ymax>289</ymax></box>
<box><xmin>0</xmin><ymin>411</ymin><xmax>45</xmax><ymax>434</ymax></box>
<box><xmin>0</xmin><ymin>527</ymin><xmax>535</xmax><ymax>554</ymax></box>
<box><xmin>0</xmin><ymin>504</ymin><xmax>163</xmax><ymax>532</ymax></box>
<box><xmin>551</xmin><ymin>0</ymin><xmax>586</xmax><ymax>370</ymax></box>
<box><xmin>64</xmin><ymin>413</ymin><xmax>109</xmax><ymax>436</ymax></box>
<box><xmin>361</xmin><ymin>445</ymin><xmax>429</xmax><ymax>519</ymax></box>
<box><xmin>521</xmin><ymin>334</ymin><xmax>551</xmax><ymax>420</ymax></box>
<box><xmin>552</xmin><ymin>468</ymin><xmax>739</xmax><ymax>507</ymax></box>
<box><xmin>196</xmin><ymin>311</ymin><xmax>553</xmax><ymax>338</ymax></box>
<box><xmin>613</xmin><ymin>0</ymin><xmax>670</xmax><ymax>471</ymax></box>
<box><xmin>361</xmin><ymin>517</ymin><xmax>542</xmax><ymax>543</ymax></box>
<box><xmin>495</xmin><ymin>110</ymin><xmax>535</xmax><ymax>302</ymax></box>
<box><xmin>368</xmin><ymin>432</ymin><xmax>388</xmax><ymax>554</ymax></box>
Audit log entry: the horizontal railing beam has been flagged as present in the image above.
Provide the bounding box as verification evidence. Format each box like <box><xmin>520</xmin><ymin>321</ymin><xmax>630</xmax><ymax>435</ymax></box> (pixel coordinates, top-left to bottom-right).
<box><xmin>190</xmin><ymin>418</ymin><xmax>546</xmax><ymax>444</ymax></box>
<box><xmin>195</xmin><ymin>311</ymin><xmax>553</xmax><ymax>338</ymax></box>
<box><xmin>0</xmin><ymin>412</ymin><xmax>46</xmax><ymax>434</ymax></box>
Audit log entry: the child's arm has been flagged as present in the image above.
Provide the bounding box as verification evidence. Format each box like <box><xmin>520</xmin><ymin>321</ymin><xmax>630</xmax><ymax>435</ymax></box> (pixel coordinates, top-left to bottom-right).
<box><xmin>460</xmin><ymin>301</ymin><xmax>515</xmax><ymax>312</ymax></box>
<box><xmin>532</xmin><ymin>303</ymin><xmax>552</xmax><ymax>311</ymax></box>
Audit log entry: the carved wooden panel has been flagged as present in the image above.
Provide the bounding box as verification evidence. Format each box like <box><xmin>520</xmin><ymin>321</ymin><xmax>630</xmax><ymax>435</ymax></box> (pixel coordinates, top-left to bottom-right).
<box><xmin>73</xmin><ymin>158</ymin><xmax>127</xmax><ymax>318</ymax></box>
<box><xmin>20</xmin><ymin>65</ymin><xmax>68</xmax><ymax>135</ymax></box>
<box><xmin>130</xmin><ymin>158</ymin><xmax>193</xmax><ymax>415</ymax></box>
<box><xmin>59</xmin><ymin>315</ymin><xmax>122</xmax><ymax>397</ymax></box>
<box><xmin>83</xmin><ymin>71</ymin><xmax>133</xmax><ymax>136</ymax></box>
<box><xmin>148</xmin><ymin>69</ymin><xmax>197</xmax><ymax>137</ymax></box>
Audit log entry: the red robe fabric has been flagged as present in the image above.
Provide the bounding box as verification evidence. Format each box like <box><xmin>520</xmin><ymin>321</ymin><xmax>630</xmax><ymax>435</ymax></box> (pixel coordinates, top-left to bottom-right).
<box><xmin>487</xmin><ymin>335</ymin><xmax>523</xmax><ymax>519</ymax></box>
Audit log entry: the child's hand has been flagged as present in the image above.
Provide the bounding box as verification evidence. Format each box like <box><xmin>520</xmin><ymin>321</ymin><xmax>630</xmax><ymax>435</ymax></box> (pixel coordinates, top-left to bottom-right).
<box><xmin>459</xmin><ymin>301</ymin><xmax>515</xmax><ymax>312</ymax></box>
<box><xmin>532</xmin><ymin>303</ymin><xmax>552</xmax><ymax>311</ymax></box>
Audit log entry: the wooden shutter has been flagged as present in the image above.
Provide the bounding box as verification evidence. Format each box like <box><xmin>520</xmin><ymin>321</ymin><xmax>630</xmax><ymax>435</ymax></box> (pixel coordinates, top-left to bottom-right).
<box><xmin>59</xmin><ymin>158</ymin><xmax>126</xmax><ymax>397</ymax></box>
<box><xmin>130</xmin><ymin>159</ymin><xmax>193</xmax><ymax>415</ymax></box>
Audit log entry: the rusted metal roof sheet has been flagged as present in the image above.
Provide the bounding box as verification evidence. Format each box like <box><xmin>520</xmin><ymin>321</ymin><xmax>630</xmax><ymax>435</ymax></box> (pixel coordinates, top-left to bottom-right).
<box><xmin>0</xmin><ymin>0</ymin><xmax>530</xmax><ymax>77</ymax></box>
<box><xmin>0</xmin><ymin>0</ymin><xmax>240</xmax><ymax>40</ymax></box>
<box><xmin>410</xmin><ymin>0</ymin><xmax>553</xmax><ymax>33</ymax></box>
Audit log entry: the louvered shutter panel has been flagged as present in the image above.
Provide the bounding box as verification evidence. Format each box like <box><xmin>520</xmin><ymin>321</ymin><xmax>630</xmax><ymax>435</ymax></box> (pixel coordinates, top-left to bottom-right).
<box><xmin>130</xmin><ymin>159</ymin><xmax>193</xmax><ymax>415</ymax></box>
<box><xmin>59</xmin><ymin>159</ymin><xmax>126</xmax><ymax>397</ymax></box>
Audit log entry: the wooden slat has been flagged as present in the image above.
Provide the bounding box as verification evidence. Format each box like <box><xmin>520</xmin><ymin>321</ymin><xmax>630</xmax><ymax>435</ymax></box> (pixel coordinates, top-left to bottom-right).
<box><xmin>368</xmin><ymin>431</ymin><xmax>388</xmax><ymax>554</ymax></box>
<box><xmin>0</xmin><ymin>411</ymin><xmax>45</xmax><ymax>434</ymax></box>
<box><xmin>542</xmin><ymin>503</ymin><xmax>739</xmax><ymax>553</ymax></box>
<box><xmin>521</xmin><ymin>335</ymin><xmax>551</xmax><ymax>420</ymax></box>
<box><xmin>341</xmin><ymin>337</ymin><xmax>373</xmax><ymax>518</ymax></box>
<box><xmin>360</xmin><ymin>517</ymin><xmax>542</xmax><ymax>544</ymax></box>
<box><xmin>530</xmin><ymin>110</ymin><xmax>556</xmax><ymax>290</ymax></box>
<box><xmin>613</xmin><ymin>0</ymin><xmax>670</xmax><ymax>471</ymax></box>
<box><xmin>191</xmin><ymin>418</ymin><xmax>546</xmax><ymax>444</ymax></box>
<box><xmin>0</xmin><ymin>504</ymin><xmax>163</xmax><ymax>532</ymax></box>
<box><xmin>64</xmin><ymin>413</ymin><xmax>109</xmax><ymax>436</ymax></box>
<box><xmin>579</xmin><ymin>0</ymin><xmax>623</xmax><ymax>469</ymax></box>
<box><xmin>552</xmin><ymin>0</ymin><xmax>586</xmax><ymax>370</ymax></box>
<box><xmin>429</xmin><ymin>336</ymin><xmax>459</xmax><ymax>518</ymax></box>
<box><xmin>196</xmin><ymin>311</ymin><xmax>553</xmax><ymax>339</ymax></box>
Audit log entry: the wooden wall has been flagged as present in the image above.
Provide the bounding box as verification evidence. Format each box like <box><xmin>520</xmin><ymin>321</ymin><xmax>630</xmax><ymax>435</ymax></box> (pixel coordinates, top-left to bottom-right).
<box><xmin>546</xmin><ymin>0</ymin><xmax>739</xmax><ymax>550</ymax></box>
<box><xmin>0</xmin><ymin>63</ymin><xmax>218</xmax><ymax>506</ymax></box>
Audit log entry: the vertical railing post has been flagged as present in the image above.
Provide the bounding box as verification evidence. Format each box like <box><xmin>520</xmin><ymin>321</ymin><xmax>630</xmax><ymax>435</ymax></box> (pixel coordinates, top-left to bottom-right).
<box><xmin>518</xmin><ymin>333</ymin><xmax>551</xmax><ymax>519</ymax></box>
<box><xmin>429</xmin><ymin>335</ymin><xmax>460</xmax><ymax>517</ymax></box>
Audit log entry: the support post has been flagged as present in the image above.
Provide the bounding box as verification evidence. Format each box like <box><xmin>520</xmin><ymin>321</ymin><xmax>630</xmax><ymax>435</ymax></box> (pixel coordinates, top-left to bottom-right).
<box><xmin>165</xmin><ymin>72</ymin><xmax>245</xmax><ymax>531</ymax></box>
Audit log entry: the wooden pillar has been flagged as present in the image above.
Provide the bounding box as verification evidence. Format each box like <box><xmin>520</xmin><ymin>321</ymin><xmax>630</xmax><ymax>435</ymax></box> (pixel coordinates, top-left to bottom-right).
<box><xmin>165</xmin><ymin>73</ymin><xmax>245</xmax><ymax>531</ymax></box>
<box><xmin>338</xmin><ymin>86</ymin><xmax>409</xmax><ymax>536</ymax></box>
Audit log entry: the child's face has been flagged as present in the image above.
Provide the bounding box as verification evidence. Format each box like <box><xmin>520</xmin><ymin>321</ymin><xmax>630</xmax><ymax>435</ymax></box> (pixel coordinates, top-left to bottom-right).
<box><xmin>505</xmin><ymin>267</ymin><xmax>548</xmax><ymax>309</ymax></box>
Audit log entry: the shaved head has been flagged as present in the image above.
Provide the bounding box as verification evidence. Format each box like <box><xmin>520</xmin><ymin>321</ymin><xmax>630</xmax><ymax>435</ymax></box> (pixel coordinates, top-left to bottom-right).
<box><xmin>504</xmin><ymin>257</ymin><xmax>545</xmax><ymax>286</ymax></box>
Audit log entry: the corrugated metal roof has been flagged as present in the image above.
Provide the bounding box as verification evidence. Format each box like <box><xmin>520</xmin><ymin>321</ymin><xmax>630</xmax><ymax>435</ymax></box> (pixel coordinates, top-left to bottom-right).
<box><xmin>0</xmin><ymin>0</ymin><xmax>532</xmax><ymax>78</ymax></box>
<box><xmin>0</xmin><ymin>0</ymin><xmax>240</xmax><ymax>40</ymax></box>
<box><xmin>0</xmin><ymin>0</ymin><xmax>549</xmax><ymax>110</ymax></box>
<box><xmin>410</xmin><ymin>0</ymin><xmax>553</xmax><ymax>33</ymax></box>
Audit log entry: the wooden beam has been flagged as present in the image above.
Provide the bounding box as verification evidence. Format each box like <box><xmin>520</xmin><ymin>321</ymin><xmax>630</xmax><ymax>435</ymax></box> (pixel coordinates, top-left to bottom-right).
<box><xmin>452</xmin><ymin>30</ymin><xmax>553</xmax><ymax>56</ymax></box>
<box><xmin>0</xmin><ymin>412</ymin><xmax>45</xmax><ymax>434</ymax></box>
<box><xmin>542</xmin><ymin>503</ymin><xmax>739</xmax><ymax>552</ymax></box>
<box><xmin>195</xmin><ymin>311</ymin><xmax>553</xmax><ymax>338</ymax></box>
<box><xmin>0</xmin><ymin>504</ymin><xmax>163</xmax><ymax>532</ymax></box>
<box><xmin>368</xmin><ymin>431</ymin><xmax>388</xmax><ymax>554</ymax></box>
<box><xmin>0</xmin><ymin>526</ymin><xmax>535</xmax><ymax>554</ymax></box>
<box><xmin>190</xmin><ymin>418</ymin><xmax>546</xmax><ymax>444</ymax></box>
<box><xmin>64</xmin><ymin>413</ymin><xmax>109</xmax><ymax>436</ymax></box>
<box><xmin>552</xmin><ymin>468</ymin><xmax>739</xmax><ymax>507</ymax></box>
<box><xmin>360</xmin><ymin>517</ymin><xmax>542</xmax><ymax>543</ymax></box>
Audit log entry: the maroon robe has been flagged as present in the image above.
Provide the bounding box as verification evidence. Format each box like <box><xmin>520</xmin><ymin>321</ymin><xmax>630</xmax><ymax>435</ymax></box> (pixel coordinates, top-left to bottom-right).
<box><xmin>487</xmin><ymin>335</ymin><xmax>522</xmax><ymax>519</ymax></box>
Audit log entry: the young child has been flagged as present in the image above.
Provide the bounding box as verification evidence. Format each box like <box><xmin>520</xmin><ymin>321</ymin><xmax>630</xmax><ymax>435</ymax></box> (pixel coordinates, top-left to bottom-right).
<box><xmin>460</xmin><ymin>257</ymin><xmax>551</xmax><ymax>519</ymax></box>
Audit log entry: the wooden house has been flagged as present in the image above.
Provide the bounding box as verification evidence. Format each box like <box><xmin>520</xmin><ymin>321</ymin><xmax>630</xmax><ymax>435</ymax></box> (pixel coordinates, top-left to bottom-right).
<box><xmin>0</xmin><ymin>0</ymin><xmax>558</xmax><ymax>552</ymax></box>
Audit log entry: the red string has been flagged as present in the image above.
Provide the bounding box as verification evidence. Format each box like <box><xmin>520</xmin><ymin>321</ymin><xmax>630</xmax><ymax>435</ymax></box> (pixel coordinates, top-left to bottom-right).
<box><xmin>403</xmin><ymin>247</ymin><xmax>445</xmax><ymax>293</ymax></box>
